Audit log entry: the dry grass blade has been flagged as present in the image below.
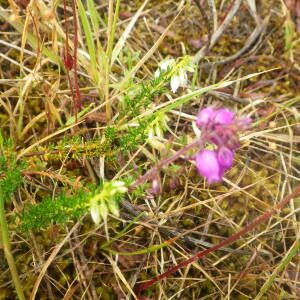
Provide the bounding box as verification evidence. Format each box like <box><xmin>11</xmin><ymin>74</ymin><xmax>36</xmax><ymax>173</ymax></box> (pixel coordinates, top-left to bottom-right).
<box><xmin>29</xmin><ymin>223</ymin><xmax>80</xmax><ymax>300</ymax></box>
<box><xmin>193</xmin><ymin>0</ymin><xmax>242</xmax><ymax>63</ymax></box>
<box><xmin>111</xmin><ymin>0</ymin><xmax>149</xmax><ymax>66</ymax></box>
<box><xmin>116</xmin><ymin>7</ymin><xmax>184</xmax><ymax>92</ymax></box>
<box><xmin>104</xmin><ymin>253</ymin><xmax>138</xmax><ymax>300</ymax></box>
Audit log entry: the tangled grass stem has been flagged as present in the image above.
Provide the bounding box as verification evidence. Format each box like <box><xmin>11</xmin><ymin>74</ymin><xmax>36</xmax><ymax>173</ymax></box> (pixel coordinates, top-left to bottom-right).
<box><xmin>135</xmin><ymin>185</ymin><xmax>300</xmax><ymax>294</ymax></box>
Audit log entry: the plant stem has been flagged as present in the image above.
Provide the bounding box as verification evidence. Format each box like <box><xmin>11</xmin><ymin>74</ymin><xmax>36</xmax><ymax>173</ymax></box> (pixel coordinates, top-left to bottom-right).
<box><xmin>254</xmin><ymin>241</ymin><xmax>300</xmax><ymax>300</ymax></box>
<box><xmin>104</xmin><ymin>0</ymin><xmax>120</xmax><ymax>122</ymax></box>
<box><xmin>129</xmin><ymin>138</ymin><xmax>204</xmax><ymax>189</ymax></box>
<box><xmin>135</xmin><ymin>185</ymin><xmax>300</xmax><ymax>294</ymax></box>
<box><xmin>0</xmin><ymin>194</ymin><xmax>25</xmax><ymax>300</ymax></box>
<box><xmin>71</xmin><ymin>0</ymin><xmax>82</xmax><ymax>111</ymax></box>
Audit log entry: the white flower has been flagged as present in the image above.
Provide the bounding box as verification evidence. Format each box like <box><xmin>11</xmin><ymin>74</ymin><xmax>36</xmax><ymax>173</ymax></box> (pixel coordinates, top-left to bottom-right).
<box><xmin>155</xmin><ymin>58</ymin><xmax>175</xmax><ymax>78</ymax></box>
<box><xmin>100</xmin><ymin>200</ymin><xmax>109</xmax><ymax>220</ymax></box>
<box><xmin>159</xmin><ymin>59</ymin><xmax>175</xmax><ymax>70</ymax></box>
<box><xmin>89</xmin><ymin>181</ymin><xmax>127</xmax><ymax>225</ymax></box>
<box><xmin>112</xmin><ymin>181</ymin><xmax>125</xmax><ymax>188</ymax></box>
<box><xmin>154</xmin><ymin>69</ymin><xmax>161</xmax><ymax>78</ymax></box>
<box><xmin>155</xmin><ymin>56</ymin><xmax>195</xmax><ymax>93</ymax></box>
<box><xmin>171</xmin><ymin>74</ymin><xmax>180</xmax><ymax>93</ymax></box>
<box><xmin>171</xmin><ymin>69</ymin><xmax>188</xmax><ymax>93</ymax></box>
<box><xmin>170</xmin><ymin>61</ymin><xmax>194</xmax><ymax>93</ymax></box>
<box><xmin>112</xmin><ymin>181</ymin><xmax>128</xmax><ymax>193</ymax></box>
<box><xmin>178</xmin><ymin>69</ymin><xmax>188</xmax><ymax>86</ymax></box>
<box><xmin>108</xmin><ymin>200</ymin><xmax>120</xmax><ymax>217</ymax></box>
<box><xmin>91</xmin><ymin>199</ymin><xmax>101</xmax><ymax>224</ymax></box>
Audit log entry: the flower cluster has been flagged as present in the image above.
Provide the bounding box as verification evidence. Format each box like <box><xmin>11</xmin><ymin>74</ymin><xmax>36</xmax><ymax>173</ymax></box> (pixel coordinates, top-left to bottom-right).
<box><xmin>195</xmin><ymin>107</ymin><xmax>251</xmax><ymax>184</ymax></box>
<box><xmin>155</xmin><ymin>57</ymin><xmax>195</xmax><ymax>93</ymax></box>
<box><xmin>90</xmin><ymin>181</ymin><xmax>127</xmax><ymax>224</ymax></box>
<box><xmin>146</xmin><ymin>113</ymin><xmax>170</xmax><ymax>151</ymax></box>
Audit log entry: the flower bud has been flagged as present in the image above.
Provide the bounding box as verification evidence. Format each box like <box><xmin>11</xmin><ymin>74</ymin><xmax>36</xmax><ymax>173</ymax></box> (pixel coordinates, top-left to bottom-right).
<box><xmin>217</xmin><ymin>146</ymin><xmax>233</xmax><ymax>169</ymax></box>
<box><xmin>214</xmin><ymin>109</ymin><xmax>234</xmax><ymax>126</ymax></box>
<box><xmin>151</xmin><ymin>179</ymin><xmax>161</xmax><ymax>195</ymax></box>
<box><xmin>195</xmin><ymin>107</ymin><xmax>215</xmax><ymax>127</ymax></box>
<box><xmin>195</xmin><ymin>150</ymin><xmax>224</xmax><ymax>184</ymax></box>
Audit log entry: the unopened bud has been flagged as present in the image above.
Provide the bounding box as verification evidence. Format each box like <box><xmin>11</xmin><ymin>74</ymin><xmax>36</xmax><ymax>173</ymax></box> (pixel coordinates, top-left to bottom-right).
<box><xmin>151</xmin><ymin>179</ymin><xmax>160</xmax><ymax>195</ymax></box>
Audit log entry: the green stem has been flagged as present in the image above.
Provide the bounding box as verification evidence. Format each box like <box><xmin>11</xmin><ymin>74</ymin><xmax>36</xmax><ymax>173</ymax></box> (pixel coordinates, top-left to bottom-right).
<box><xmin>105</xmin><ymin>0</ymin><xmax>121</xmax><ymax>121</ymax></box>
<box><xmin>254</xmin><ymin>241</ymin><xmax>300</xmax><ymax>300</ymax></box>
<box><xmin>103</xmin><ymin>241</ymin><xmax>170</xmax><ymax>256</ymax></box>
<box><xmin>107</xmin><ymin>0</ymin><xmax>121</xmax><ymax>61</ymax></box>
<box><xmin>0</xmin><ymin>194</ymin><xmax>25</xmax><ymax>300</ymax></box>
<box><xmin>100</xmin><ymin>212</ymin><xmax>144</xmax><ymax>250</ymax></box>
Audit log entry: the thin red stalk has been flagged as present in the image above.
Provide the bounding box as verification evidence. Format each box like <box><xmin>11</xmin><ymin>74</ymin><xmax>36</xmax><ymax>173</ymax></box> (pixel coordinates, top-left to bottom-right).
<box><xmin>135</xmin><ymin>185</ymin><xmax>300</xmax><ymax>294</ymax></box>
<box><xmin>62</xmin><ymin>0</ymin><xmax>81</xmax><ymax>121</ymax></box>
<box><xmin>63</xmin><ymin>0</ymin><xmax>69</xmax><ymax>63</ymax></box>
<box><xmin>70</xmin><ymin>0</ymin><xmax>82</xmax><ymax>111</ymax></box>
<box><xmin>62</xmin><ymin>0</ymin><xmax>75</xmax><ymax>114</ymax></box>
<box><xmin>66</xmin><ymin>70</ymin><xmax>75</xmax><ymax>110</ymax></box>
<box><xmin>129</xmin><ymin>138</ymin><xmax>205</xmax><ymax>190</ymax></box>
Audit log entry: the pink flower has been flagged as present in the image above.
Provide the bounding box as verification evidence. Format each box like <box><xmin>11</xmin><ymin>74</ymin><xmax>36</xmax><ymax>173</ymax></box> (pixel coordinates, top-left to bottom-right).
<box><xmin>195</xmin><ymin>107</ymin><xmax>215</xmax><ymax>127</ymax></box>
<box><xmin>194</xmin><ymin>107</ymin><xmax>251</xmax><ymax>184</ymax></box>
<box><xmin>214</xmin><ymin>109</ymin><xmax>234</xmax><ymax>126</ymax></box>
<box><xmin>217</xmin><ymin>146</ymin><xmax>234</xmax><ymax>169</ymax></box>
<box><xmin>196</xmin><ymin>107</ymin><xmax>234</xmax><ymax>129</ymax></box>
<box><xmin>195</xmin><ymin>150</ymin><xmax>224</xmax><ymax>184</ymax></box>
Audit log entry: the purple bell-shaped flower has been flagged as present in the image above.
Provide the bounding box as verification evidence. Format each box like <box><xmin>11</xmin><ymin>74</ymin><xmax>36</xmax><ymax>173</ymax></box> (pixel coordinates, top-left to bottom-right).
<box><xmin>217</xmin><ymin>146</ymin><xmax>234</xmax><ymax>170</ymax></box>
<box><xmin>195</xmin><ymin>107</ymin><xmax>215</xmax><ymax>128</ymax></box>
<box><xmin>194</xmin><ymin>107</ymin><xmax>252</xmax><ymax>184</ymax></box>
<box><xmin>195</xmin><ymin>150</ymin><xmax>224</xmax><ymax>184</ymax></box>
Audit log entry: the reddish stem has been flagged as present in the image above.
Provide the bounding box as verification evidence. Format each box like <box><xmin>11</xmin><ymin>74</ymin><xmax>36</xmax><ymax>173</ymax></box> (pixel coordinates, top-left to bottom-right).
<box><xmin>129</xmin><ymin>138</ymin><xmax>205</xmax><ymax>190</ymax></box>
<box><xmin>70</xmin><ymin>0</ymin><xmax>82</xmax><ymax>111</ymax></box>
<box><xmin>62</xmin><ymin>0</ymin><xmax>74</xmax><ymax>112</ymax></box>
<box><xmin>135</xmin><ymin>185</ymin><xmax>300</xmax><ymax>295</ymax></box>
<box><xmin>62</xmin><ymin>0</ymin><xmax>81</xmax><ymax>121</ymax></box>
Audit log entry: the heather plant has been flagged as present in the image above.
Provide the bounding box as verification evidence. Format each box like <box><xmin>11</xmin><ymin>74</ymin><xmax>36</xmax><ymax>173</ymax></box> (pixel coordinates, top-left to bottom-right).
<box><xmin>17</xmin><ymin>106</ymin><xmax>251</xmax><ymax>230</ymax></box>
<box><xmin>194</xmin><ymin>107</ymin><xmax>252</xmax><ymax>183</ymax></box>
<box><xmin>19</xmin><ymin>187</ymin><xmax>92</xmax><ymax>232</ymax></box>
<box><xmin>126</xmin><ymin>106</ymin><xmax>252</xmax><ymax>193</ymax></box>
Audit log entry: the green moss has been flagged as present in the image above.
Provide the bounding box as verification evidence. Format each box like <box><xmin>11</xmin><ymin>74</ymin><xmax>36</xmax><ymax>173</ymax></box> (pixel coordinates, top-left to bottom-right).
<box><xmin>182</xmin><ymin>218</ymin><xmax>195</xmax><ymax>228</ymax></box>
